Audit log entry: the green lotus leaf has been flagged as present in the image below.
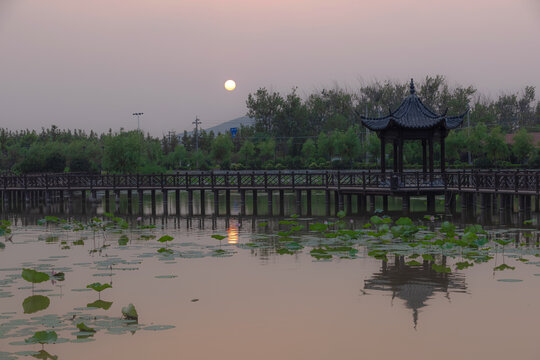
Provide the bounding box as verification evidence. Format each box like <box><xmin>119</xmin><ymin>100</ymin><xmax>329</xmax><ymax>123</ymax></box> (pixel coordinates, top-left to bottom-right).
<box><xmin>87</xmin><ymin>300</ymin><xmax>113</xmax><ymax>310</ymax></box>
<box><xmin>157</xmin><ymin>235</ymin><xmax>174</xmax><ymax>243</ymax></box>
<box><xmin>23</xmin><ymin>295</ymin><xmax>50</xmax><ymax>314</ymax></box>
<box><xmin>22</xmin><ymin>269</ymin><xmax>50</xmax><ymax>284</ymax></box>
<box><xmin>31</xmin><ymin>350</ymin><xmax>58</xmax><ymax>360</ymax></box>
<box><xmin>86</xmin><ymin>282</ymin><xmax>112</xmax><ymax>293</ymax></box>
<box><xmin>25</xmin><ymin>330</ymin><xmax>58</xmax><ymax>345</ymax></box>
<box><xmin>211</xmin><ymin>234</ymin><xmax>226</xmax><ymax>241</ymax></box>
<box><xmin>76</xmin><ymin>322</ymin><xmax>96</xmax><ymax>333</ymax></box>
<box><xmin>122</xmin><ymin>303</ymin><xmax>138</xmax><ymax>321</ymax></box>
<box><xmin>494</xmin><ymin>264</ymin><xmax>515</xmax><ymax>271</ymax></box>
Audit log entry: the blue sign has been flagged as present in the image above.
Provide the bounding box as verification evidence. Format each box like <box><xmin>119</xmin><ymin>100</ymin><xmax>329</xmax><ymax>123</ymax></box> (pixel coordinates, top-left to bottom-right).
<box><xmin>230</xmin><ymin>127</ymin><xmax>238</xmax><ymax>138</ymax></box>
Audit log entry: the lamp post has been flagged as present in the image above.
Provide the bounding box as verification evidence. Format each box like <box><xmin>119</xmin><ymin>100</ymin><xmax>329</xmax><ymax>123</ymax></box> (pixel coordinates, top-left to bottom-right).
<box><xmin>133</xmin><ymin>113</ymin><xmax>144</xmax><ymax>132</ymax></box>
<box><xmin>192</xmin><ymin>116</ymin><xmax>201</xmax><ymax>168</ymax></box>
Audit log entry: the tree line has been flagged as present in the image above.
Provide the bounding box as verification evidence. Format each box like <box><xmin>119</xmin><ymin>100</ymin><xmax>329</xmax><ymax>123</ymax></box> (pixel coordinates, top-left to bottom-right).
<box><xmin>1</xmin><ymin>75</ymin><xmax>539</xmax><ymax>174</ymax></box>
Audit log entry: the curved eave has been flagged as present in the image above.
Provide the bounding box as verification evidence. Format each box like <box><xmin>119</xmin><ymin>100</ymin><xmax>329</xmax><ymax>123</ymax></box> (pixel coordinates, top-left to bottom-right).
<box><xmin>443</xmin><ymin>112</ymin><xmax>467</xmax><ymax>130</ymax></box>
<box><xmin>360</xmin><ymin>116</ymin><xmax>391</xmax><ymax>131</ymax></box>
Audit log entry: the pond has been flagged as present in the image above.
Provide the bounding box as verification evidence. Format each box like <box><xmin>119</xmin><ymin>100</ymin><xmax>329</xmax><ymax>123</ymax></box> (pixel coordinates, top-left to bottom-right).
<box><xmin>1</xmin><ymin>199</ymin><xmax>540</xmax><ymax>359</ymax></box>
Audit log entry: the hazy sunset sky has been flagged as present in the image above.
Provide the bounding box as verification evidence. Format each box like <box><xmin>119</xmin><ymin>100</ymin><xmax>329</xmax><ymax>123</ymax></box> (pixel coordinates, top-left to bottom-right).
<box><xmin>1</xmin><ymin>0</ymin><xmax>539</xmax><ymax>135</ymax></box>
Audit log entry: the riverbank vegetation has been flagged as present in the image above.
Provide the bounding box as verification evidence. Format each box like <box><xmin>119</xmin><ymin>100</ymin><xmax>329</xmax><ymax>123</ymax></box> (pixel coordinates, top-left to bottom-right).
<box><xmin>1</xmin><ymin>76</ymin><xmax>539</xmax><ymax>174</ymax></box>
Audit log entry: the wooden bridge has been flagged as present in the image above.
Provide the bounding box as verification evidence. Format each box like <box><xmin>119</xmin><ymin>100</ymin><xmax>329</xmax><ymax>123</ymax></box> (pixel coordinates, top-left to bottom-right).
<box><xmin>1</xmin><ymin>170</ymin><xmax>538</xmax><ymax>223</ymax></box>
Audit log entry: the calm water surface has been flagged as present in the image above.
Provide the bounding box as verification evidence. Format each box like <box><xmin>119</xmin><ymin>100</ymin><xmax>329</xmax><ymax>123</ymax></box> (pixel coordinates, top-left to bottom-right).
<box><xmin>1</xmin><ymin>208</ymin><xmax>540</xmax><ymax>359</ymax></box>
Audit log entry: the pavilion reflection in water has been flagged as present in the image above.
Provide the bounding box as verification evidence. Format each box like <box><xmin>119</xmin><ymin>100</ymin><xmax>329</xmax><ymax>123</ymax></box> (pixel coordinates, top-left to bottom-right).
<box><xmin>364</xmin><ymin>255</ymin><xmax>468</xmax><ymax>329</ymax></box>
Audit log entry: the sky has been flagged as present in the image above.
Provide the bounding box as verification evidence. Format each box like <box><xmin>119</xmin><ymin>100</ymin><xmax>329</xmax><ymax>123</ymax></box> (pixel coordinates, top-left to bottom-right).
<box><xmin>0</xmin><ymin>0</ymin><xmax>539</xmax><ymax>135</ymax></box>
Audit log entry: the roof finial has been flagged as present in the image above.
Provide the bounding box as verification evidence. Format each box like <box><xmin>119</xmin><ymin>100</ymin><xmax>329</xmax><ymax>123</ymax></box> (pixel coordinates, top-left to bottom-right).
<box><xmin>410</xmin><ymin>78</ymin><xmax>415</xmax><ymax>95</ymax></box>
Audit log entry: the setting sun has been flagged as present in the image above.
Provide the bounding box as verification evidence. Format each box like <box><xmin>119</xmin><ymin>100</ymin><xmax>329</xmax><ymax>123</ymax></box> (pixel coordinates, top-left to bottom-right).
<box><xmin>224</xmin><ymin>79</ymin><xmax>236</xmax><ymax>91</ymax></box>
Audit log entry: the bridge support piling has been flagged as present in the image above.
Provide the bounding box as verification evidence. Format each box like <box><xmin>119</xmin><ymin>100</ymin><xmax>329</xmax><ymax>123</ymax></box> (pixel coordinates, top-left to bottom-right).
<box><xmin>115</xmin><ymin>190</ymin><xmax>121</xmax><ymax>211</ymax></box>
<box><xmin>252</xmin><ymin>190</ymin><xmax>258</xmax><ymax>216</ymax></box>
<box><xmin>402</xmin><ymin>195</ymin><xmax>410</xmax><ymax>215</ymax></box>
<box><xmin>460</xmin><ymin>194</ymin><xmax>467</xmax><ymax>222</ymax></box>
<box><xmin>279</xmin><ymin>190</ymin><xmax>285</xmax><ymax>216</ymax></box>
<box><xmin>226</xmin><ymin>190</ymin><xmax>231</xmax><ymax>216</ymax></box>
<box><xmin>427</xmin><ymin>194</ymin><xmax>436</xmax><ymax>213</ymax></box>
<box><xmin>68</xmin><ymin>190</ymin><xmax>74</xmax><ymax>213</ymax></box>
<box><xmin>306</xmin><ymin>190</ymin><xmax>312</xmax><ymax>216</ymax></box>
<box><xmin>91</xmin><ymin>190</ymin><xmax>97</xmax><ymax>205</ymax></box>
<box><xmin>325</xmin><ymin>190</ymin><xmax>330</xmax><ymax>216</ymax></box>
<box><xmin>518</xmin><ymin>195</ymin><xmax>525</xmax><ymax>223</ymax></box>
<box><xmin>151</xmin><ymin>190</ymin><xmax>156</xmax><ymax>215</ymax></box>
<box><xmin>138</xmin><ymin>190</ymin><xmax>144</xmax><ymax>215</ymax></box>
<box><xmin>346</xmin><ymin>194</ymin><xmax>352</xmax><ymax>216</ymax></box>
<box><xmin>213</xmin><ymin>190</ymin><xmax>219</xmax><ymax>216</ymax></box>
<box><xmin>382</xmin><ymin>195</ymin><xmax>388</xmax><ymax>213</ymax></box>
<box><xmin>296</xmin><ymin>190</ymin><xmax>302</xmax><ymax>215</ymax></box>
<box><xmin>240</xmin><ymin>190</ymin><xmax>246</xmax><ymax>216</ymax></box>
<box><xmin>127</xmin><ymin>190</ymin><xmax>132</xmax><ymax>215</ymax></box>
<box><xmin>534</xmin><ymin>195</ymin><xmax>539</xmax><ymax>213</ymax></box>
<box><xmin>525</xmin><ymin>196</ymin><xmax>532</xmax><ymax>220</ymax></box>
<box><xmin>188</xmin><ymin>190</ymin><xmax>194</xmax><ymax>217</ymax></box>
<box><xmin>480</xmin><ymin>193</ymin><xmax>490</xmax><ymax>223</ymax></box>
<box><xmin>162</xmin><ymin>190</ymin><xmax>168</xmax><ymax>215</ymax></box>
<box><xmin>338</xmin><ymin>192</ymin><xmax>344</xmax><ymax>213</ymax></box>
<box><xmin>369</xmin><ymin>195</ymin><xmax>375</xmax><ymax>213</ymax></box>
<box><xmin>24</xmin><ymin>191</ymin><xmax>30</xmax><ymax>209</ymax></box>
<box><xmin>175</xmin><ymin>190</ymin><xmax>180</xmax><ymax>216</ymax></box>
<box><xmin>200</xmin><ymin>190</ymin><xmax>206</xmax><ymax>216</ymax></box>
<box><xmin>499</xmin><ymin>194</ymin><xmax>506</xmax><ymax>225</ymax></box>
<box><xmin>357</xmin><ymin>194</ymin><xmax>365</xmax><ymax>215</ymax></box>
<box><xmin>105</xmin><ymin>190</ymin><xmax>110</xmax><ymax>213</ymax></box>
<box><xmin>267</xmin><ymin>190</ymin><xmax>273</xmax><ymax>216</ymax></box>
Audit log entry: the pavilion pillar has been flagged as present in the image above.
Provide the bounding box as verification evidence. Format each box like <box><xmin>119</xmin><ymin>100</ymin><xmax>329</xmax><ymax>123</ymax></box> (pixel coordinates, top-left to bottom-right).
<box><xmin>422</xmin><ymin>139</ymin><xmax>427</xmax><ymax>180</ymax></box>
<box><xmin>428</xmin><ymin>139</ymin><xmax>434</xmax><ymax>183</ymax></box>
<box><xmin>380</xmin><ymin>136</ymin><xmax>386</xmax><ymax>173</ymax></box>
<box><xmin>440</xmin><ymin>135</ymin><xmax>446</xmax><ymax>173</ymax></box>
<box><xmin>393</xmin><ymin>140</ymin><xmax>398</xmax><ymax>173</ymax></box>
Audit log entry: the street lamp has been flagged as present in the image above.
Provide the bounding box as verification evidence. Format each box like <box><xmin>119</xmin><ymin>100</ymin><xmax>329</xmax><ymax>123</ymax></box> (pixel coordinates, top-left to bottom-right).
<box><xmin>133</xmin><ymin>113</ymin><xmax>144</xmax><ymax>132</ymax></box>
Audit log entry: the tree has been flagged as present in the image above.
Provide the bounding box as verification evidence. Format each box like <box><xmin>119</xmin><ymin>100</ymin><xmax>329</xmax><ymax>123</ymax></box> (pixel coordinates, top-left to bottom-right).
<box><xmin>238</xmin><ymin>140</ymin><xmax>256</xmax><ymax>166</ymax></box>
<box><xmin>210</xmin><ymin>134</ymin><xmax>233</xmax><ymax>168</ymax></box>
<box><xmin>102</xmin><ymin>131</ymin><xmax>141</xmax><ymax>173</ymax></box>
<box><xmin>301</xmin><ymin>139</ymin><xmax>316</xmax><ymax>165</ymax></box>
<box><xmin>485</xmin><ymin>127</ymin><xmax>509</xmax><ymax>164</ymax></box>
<box><xmin>246</xmin><ymin>88</ymin><xmax>283</xmax><ymax>134</ymax></box>
<box><xmin>512</xmin><ymin>128</ymin><xmax>534</xmax><ymax>164</ymax></box>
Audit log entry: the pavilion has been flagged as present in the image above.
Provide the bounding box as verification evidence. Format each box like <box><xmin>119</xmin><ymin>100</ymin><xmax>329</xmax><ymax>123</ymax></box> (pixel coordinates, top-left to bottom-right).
<box><xmin>360</xmin><ymin>79</ymin><xmax>467</xmax><ymax>176</ymax></box>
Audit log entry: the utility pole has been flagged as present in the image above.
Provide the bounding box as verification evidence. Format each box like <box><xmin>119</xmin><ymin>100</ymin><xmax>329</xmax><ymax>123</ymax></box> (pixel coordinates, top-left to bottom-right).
<box><xmin>365</xmin><ymin>104</ymin><xmax>369</xmax><ymax>164</ymax></box>
<box><xmin>133</xmin><ymin>112</ymin><xmax>144</xmax><ymax>172</ymax></box>
<box><xmin>467</xmin><ymin>108</ymin><xmax>471</xmax><ymax>165</ymax></box>
<box><xmin>193</xmin><ymin>116</ymin><xmax>201</xmax><ymax>168</ymax></box>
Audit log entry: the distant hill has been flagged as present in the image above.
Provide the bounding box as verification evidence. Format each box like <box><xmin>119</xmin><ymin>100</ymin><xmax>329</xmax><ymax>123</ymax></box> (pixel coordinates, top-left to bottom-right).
<box><xmin>180</xmin><ymin>116</ymin><xmax>254</xmax><ymax>136</ymax></box>
<box><xmin>203</xmin><ymin>116</ymin><xmax>254</xmax><ymax>134</ymax></box>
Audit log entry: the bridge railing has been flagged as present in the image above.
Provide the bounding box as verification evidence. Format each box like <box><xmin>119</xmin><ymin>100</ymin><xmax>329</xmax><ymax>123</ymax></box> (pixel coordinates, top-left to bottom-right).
<box><xmin>0</xmin><ymin>170</ymin><xmax>537</xmax><ymax>193</ymax></box>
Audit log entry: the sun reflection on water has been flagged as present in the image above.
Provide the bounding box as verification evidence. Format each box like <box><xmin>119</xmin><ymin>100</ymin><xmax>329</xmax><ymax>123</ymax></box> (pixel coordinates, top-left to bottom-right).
<box><xmin>227</xmin><ymin>219</ymin><xmax>239</xmax><ymax>244</ymax></box>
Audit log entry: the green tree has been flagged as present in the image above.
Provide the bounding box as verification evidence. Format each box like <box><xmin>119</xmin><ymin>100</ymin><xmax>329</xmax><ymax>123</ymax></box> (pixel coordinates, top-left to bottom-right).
<box><xmin>512</xmin><ymin>128</ymin><xmax>534</xmax><ymax>164</ymax></box>
<box><xmin>102</xmin><ymin>131</ymin><xmax>141</xmax><ymax>173</ymax></box>
<box><xmin>238</xmin><ymin>140</ymin><xmax>256</xmax><ymax>166</ymax></box>
<box><xmin>210</xmin><ymin>134</ymin><xmax>233</xmax><ymax>168</ymax></box>
<box><xmin>301</xmin><ymin>138</ymin><xmax>316</xmax><ymax>165</ymax></box>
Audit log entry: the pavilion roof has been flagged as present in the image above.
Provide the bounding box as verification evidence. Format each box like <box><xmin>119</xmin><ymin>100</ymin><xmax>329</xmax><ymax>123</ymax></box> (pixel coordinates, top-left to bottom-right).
<box><xmin>360</xmin><ymin>79</ymin><xmax>467</xmax><ymax>132</ymax></box>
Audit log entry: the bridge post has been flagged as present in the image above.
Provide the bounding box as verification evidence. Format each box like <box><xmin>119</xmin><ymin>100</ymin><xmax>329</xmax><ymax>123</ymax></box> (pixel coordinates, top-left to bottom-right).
<box><xmin>58</xmin><ymin>190</ymin><xmax>64</xmax><ymax>213</ymax></box>
<box><xmin>535</xmin><ymin>195</ymin><xmax>539</xmax><ymax>214</ymax></box>
<box><xmin>427</xmin><ymin>194</ymin><xmax>435</xmax><ymax>213</ymax></box>
<box><xmin>325</xmin><ymin>190</ymin><xmax>330</xmax><ymax>216</ymax></box>
<box><xmin>499</xmin><ymin>194</ymin><xmax>506</xmax><ymax>225</ymax></box>
<box><xmin>279</xmin><ymin>190</ymin><xmax>285</xmax><ymax>216</ymax></box>
<box><xmin>382</xmin><ymin>195</ymin><xmax>388</xmax><ymax>212</ymax></box>
<box><xmin>24</xmin><ymin>191</ymin><xmax>30</xmax><ymax>209</ymax></box>
<box><xmin>138</xmin><ymin>190</ymin><xmax>144</xmax><ymax>215</ymax></box>
<box><xmin>240</xmin><ymin>190</ymin><xmax>246</xmax><ymax>216</ymax></box>
<box><xmin>402</xmin><ymin>195</ymin><xmax>410</xmax><ymax>215</ymax></box>
<box><xmin>213</xmin><ymin>190</ymin><xmax>219</xmax><ymax>216</ymax></box>
<box><xmin>334</xmin><ymin>191</ymin><xmax>339</xmax><ymax>215</ymax></box>
<box><xmin>296</xmin><ymin>190</ymin><xmax>302</xmax><ymax>215</ymax></box>
<box><xmin>114</xmin><ymin>190</ymin><xmax>120</xmax><ymax>213</ymax></box>
<box><xmin>105</xmin><ymin>190</ymin><xmax>111</xmax><ymax>212</ymax></box>
<box><xmin>252</xmin><ymin>190</ymin><xmax>258</xmax><ymax>216</ymax></box>
<box><xmin>200</xmin><ymin>190</ymin><xmax>206</xmax><ymax>216</ymax></box>
<box><xmin>151</xmin><ymin>190</ymin><xmax>156</xmax><ymax>216</ymax></box>
<box><xmin>175</xmin><ymin>190</ymin><xmax>180</xmax><ymax>216</ymax></box>
<box><xmin>460</xmin><ymin>194</ymin><xmax>467</xmax><ymax>222</ymax></box>
<box><xmin>267</xmin><ymin>190</ymin><xmax>273</xmax><ymax>216</ymax></box>
<box><xmin>226</xmin><ymin>190</ymin><xmax>231</xmax><ymax>216</ymax></box>
<box><xmin>518</xmin><ymin>195</ymin><xmax>525</xmax><ymax>223</ymax></box>
<box><xmin>127</xmin><ymin>190</ymin><xmax>132</xmax><ymax>214</ymax></box>
<box><xmin>525</xmin><ymin>196</ymin><xmax>532</xmax><ymax>220</ymax></box>
<box><xmin>346</xmin><ymin>194</ymin><xmax>352</xmax><ymax>215</ymax></box>
<box><xmin>480</xmin><ymin>193</ymin><xmax>489</xmax><ymax>224</ymax></box>
<box><xmin>369</xmin><ymin>195</ymin><xmax>375</xmax><ymax>213</ymax></box>
<box><xmin>357</xmin><ymin>194</ymin><xmax>365</xmax><ymax>215</ymax></box>
<box><xmin>306</xmin><ymin>190</ymin><xmax>312</xmax><ymax>216</ymax></box>
<box><xmin>162</xmin><ymin>190</ymin><xmax>168</xmax><ymax>215</ymax></box>
<box><xmin>68</xmin><ymin>190</ymin><xmax>74</xmax><ymax>214</ymax></box>
<box><xmin>188</xmin><ymin>190</ymin><xmax>193</xmax><ymax>216</ymax></box>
